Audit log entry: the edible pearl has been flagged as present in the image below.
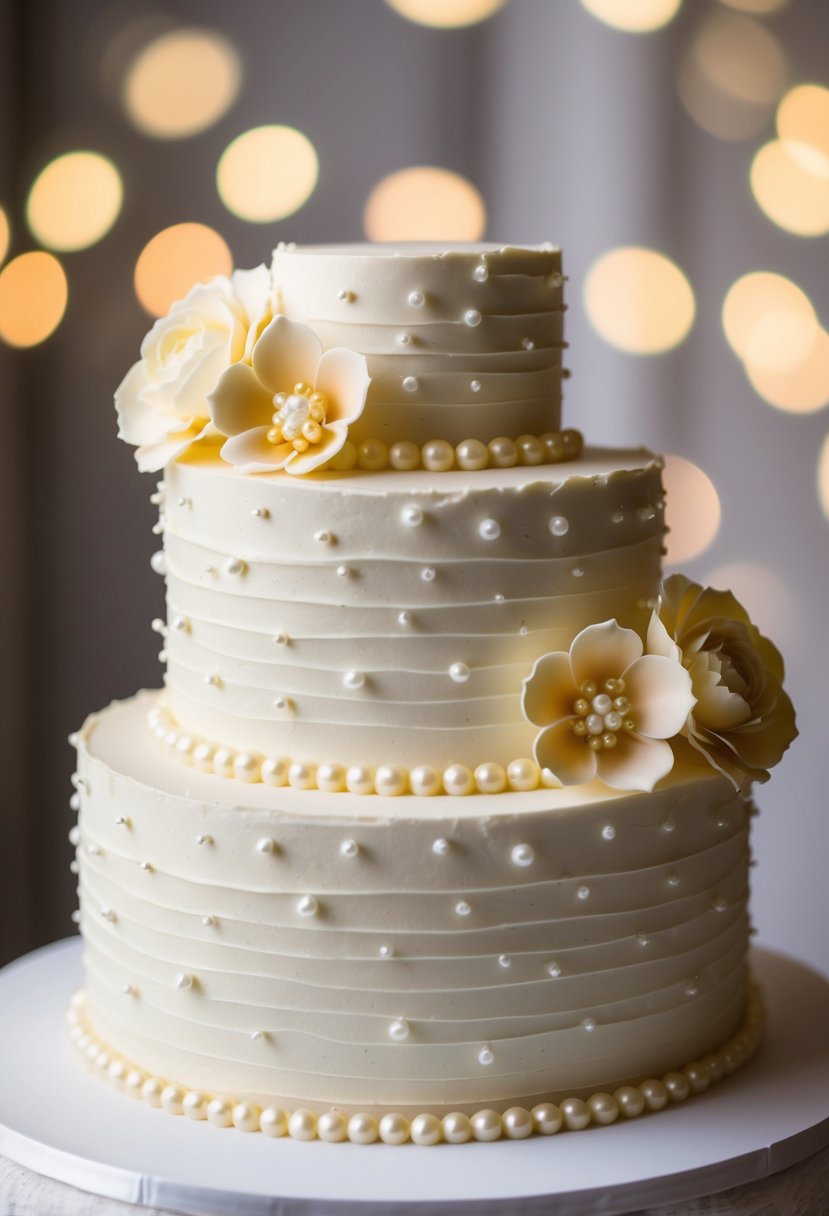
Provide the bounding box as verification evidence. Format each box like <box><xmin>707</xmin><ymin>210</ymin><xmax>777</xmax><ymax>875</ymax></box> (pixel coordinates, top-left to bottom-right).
<box><xmin>407</xmin><ymin>289</ymin><xmax>425</xmax><ymax>308</ymax></box>
<box><xmin>410</xmin><ymin>765</ymin><xmax>440</xmax><ymax>796</ymax></box>
<box><xmin>225</xmin><ymin>557</ymin><xmax>245</xmax><ymax>576</ymax></box>
<box><xmin>487</xmin><ymin>436</ymin><xmax>518</xmax><ymax>467</ymax></box>
<box><xmin>588</xmin><ymin>1093</ymin><xmax>619</xmax><ymax>1125</ymax></box>
<box><xmin>397</xmin><ymin>331</ymin><xmax>412</xmax><ymax>346</ymax></box>
<box><xmin>582</xmin><ymin>1017</ymin><xmax>597</xmax><ymax>1032</ymax></box>
<box><xmin>339</xmin><ymin>838</ymin><xmax>359</xmax><ymax>858</ymax></box>
<box><xmin>470</xmin><ymin>378</ymin><xmax>482</xmax><ymax>393</ymax></box>
<box><xmin>206</xmin><ymin>1098</ymin><xmax>233</xmax><ymax>1127</ymax></box>
<box><xmin>343</xmin><ymin>670</ymin><xmax>366</xmax><ymax>690</ymax></box>
<box><xmin>498</xmin><ymin>954</ymin><xmax>511</xmax><ymax>968</ymax></box>
<box><xmin>477</xmin><ymin>1045</ymin><xmax>495</xmax><ymax>1066</ymax></box>
<box><xmin>402</xmin><ymin>375</ymin><xmax>419</xmax><ymax>393</ymax></box>
<box><xmin>183</xmin><ymin>1091</ymin><xmax>208</xmax><ymax>1120</ymax></box>
<box><xmin>297</xmin><ymin>895</ymin><xmax>319</xmax><ymax>917</ymax></box>
<box><xmin>503</xmin><ymin>1107</ymin><xmax>533</xmax><ymax>1139</ymax></box>
<box><xmin>175</xmin><ymin>972</ymin><xmax>194</xmax><ymax>990</ymax></box>
<box><xmin>663</xmin><ymin>1071</ymin><xmax>691</xmax><ymax>1102</ymax></box>
<box><xmin>288</xmin><ymin>762</ymin><xmax>316</xmax><ymax>790</ymax></box>
<box><xmin>532</xmin><ymin>1103</ymin><xmax>563</xmax><ymax>1135</ymax></box>
<box><xmin>233</xmin><ymin>752</ymin><xmax>262</xmax><ymax>783</ymax></box>
<box><xmin>455</xmin><ymin>438</ymin><xmax>488</xmax><ymax>470</ymax></box>
<box><xmin>196</xmin><ymin>834</ymin><xmax>212</xmax><ymax>846</ymax></box>
<box><xmin>546</xmin><ymin>961</ymin><xmax>562</xmax><ymax>977</ymax></box>
<box><xmin>442</xmin><ymin>1111</ymin><xmax>472</xmax><ymax>1143</ymax></box>
<box><xmin>337</xmin><ymin>289</ymin><xmax>352</xmax><ymax>302</ymax></box>
<box><xmin>474</xmin><ymin>762</ymin><xmax>507</xmax><ymax>794</ymax></box>
<box><xmin>388</xmin><ymin>1017</ymin><xmax>410</xmax><ymax>1041</ymax></box>
<box><xmin>601</xmin><ymin>824</ymin><xmax>617</xmax><ymax>841</ymax></box>
<box><xmin>346</xmin><ymin>765</ymin><xmax>375</xmax><ymax>795</ymax></box>
<box><xmin>379</xmin><ymin>1113</ymin><xmax>410</xmax><ymax>1144</ymax></box>
<box><xmin>336</xmin><ymin>564</ymin><xmax>350</xmax><ymax>578</ymax></box>
<box><xmin>521</xmin><ymin>337</ymin><xmax>535</xmax><ymax>350</ymax></box>
<box><xmin>193</xmin><ymin>743</ymin><xmax>215</xmax><ymax>771</ymax></box>
<box><xmin>464</xmin><ymin>308</ymin><xmax>482</xmax><ymax>327</ymax></box>
<box><xmin>150</xmin><ymin>550</ymin><xmax>166</xmax><ymax>575</ymax></box>
<box><xmin>397</xmin><ymin>610</ymin><xmax>412</xmax><ymax>627</ymax></box>
<box><xmin>473</xmin><ymin>263</ymin><xmax>489</xmax><ymax>282</ymax></box>
<box><xmin>401</xmin><ymin>504</ymin><xmax>423</xmax><ymax>527</ymax></box>
<box><xmin>444</xmin><ymin>764</ymin><xmax>474</xmax><ymax>796</ymax></box>
<box><xmin>549</xmin><ymin>515</ymin><xmax>569</xmax><ymax>536</ymax></box>
<box><xmin>347</xmin><ymin>1112</ymin><xmax>379</xmax><ymax>1144</ymax></box>
<box><xmin>317</xmin><ymin>762</ymin><xmax>346</xmax><ymax>793</ymax></box>
<box><xmin>375</xmin><ymin>765</ymin><xmax>407</xmax><ymax>796</ymax></box>
<box><xmin>455</xmin><ymin>899</ymin><xmax>472</xmax><ymax>917</ymax></box>
<box><xmin>260</xmin><ymin>1107</ymin><xmax>289</xmax><ymax>1137</ymax></box>
<box><xmin>577</xmin><ymin>885</ymin><xmax>591</xmax><ymax>901</ymax></box>
<box><xmin>421</xmin><ymin>566</ymin><xmax>436</xmax><ymax>581</ymax></box>
<box><xmin>289</xmin><ymin>1109</ymin><xmax>317</xmax><ymax>1140</ymax></box>
<box><xmin>683</xmin><ymin>1062</ymin><xmax>711</xmax><ymax>1093</ymax></box>
<box><xmin>202</xmin><ymin>916</ymin><xmax>216</xmax><ymax>927</ymax></box>
<box><xmin>318</xmin><ymin>1110</ymin><xmax>348</xmax><ymax>1142</ymax></box>
<box><xmin>142</xmin><ymin>1078</ymin><xmax>164</xmax><ymax>1107</ymax></box>
<box><xmin>614</xmin><ymin>1086</ymin><xmax>646</xmax><ymax>1118</ymax></box>
<box><xmin>561</xmin><ymin>1097</ymin><xmax>591</xmax><ymax>1131</ymax></box>
<box><xmin>639</xmin><ymin>1079</ymin><xmax>669</xmax><ymax>1111</ymax></box>
<box><xmin>411</xmin><ymin>1113</ymin><xmax>442</xmax><ymax>1146</ymax></box>
<box><xmin>261</xmin><ymin>757</ymin><xmax>289</xmax><ymax>787</ymax></box>
<box><xmin>233</xmin><ymin>1101</ymin><xmax>261</xmax><ymax>1133</ymax></box>
<box><xmin>256</xmin><ymin>837</ymin><xmax>276</xmax><ymax>854</ymax></box>
<box><xmin>507</xmin><ymin>758</ymin><xmax>540</xmax><ymax>791</ymax></box>
<box><xmin>329</xmin><ymin>441</ymin><xmax>357</xmax><ymax>471</ymax></box>
<box><xmin>378</xmin><ymin>944</ymin><xmax>394</xmax><ymax>958</ymax></box>
<box><xmin>478</xmin><ymin>518</ymin><xmax>501</xmax><ymax>541</ymax></box>
<box><xmin>510</xmin><ymin>842</ymin><xmax>535</xmax><ymax>867</ymax></box>
<box><xmin>517</xmin><ymin>434</ymin><xmax>545</xmax><ymax>465</ymax></box>
<box><xmin>357</xmin><ymin>439</ymin><xmax>389</xmax><ymax>471</ymax></box>
<box><xmin>389</xmin><ymin>440</ymin><xmax>420</xmax><ymax>470</ymax></box>
<box><xmin>313</xmin><ymin>529</ymin><xmax>332</xmax><ymax>544</ymax></box>
<box><xmin>421</xmin><ymin>439</ymin><xmax>454</xmax><ymax>472</ymax></box>
<box><xmin>471</xmin><ymin>1109</ymin><xmax>502</xmax><ymax>1141</ymax></box>
<box><xmin>432</xmin><ymin>837</ymin><xmax>450</xmax><ymax>855</ymax></box>
<box><xmin>449</xmin><ymin>661</ymin><xmax>470</xmax><ymax>683</ymax></box>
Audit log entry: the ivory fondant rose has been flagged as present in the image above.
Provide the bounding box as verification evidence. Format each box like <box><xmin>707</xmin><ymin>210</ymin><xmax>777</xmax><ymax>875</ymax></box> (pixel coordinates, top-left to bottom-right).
<box><xmin>522</xmin><ymin>620</ymin><xmax>695</xmax><ymax>792</ymax></box>
<box><xmin>207</xmin><ymin>315</ymin><xmax>370</xmax><ymax>475</ymax></box>
<box><xmin>647</xmin><ymin>575</ymin><xmax>797</xmax><ymax>791</ymax></box>
<box><xmin>115</xmin><ymin>266</ymin><xmax>273</xmax><ymax>473</ymax></box>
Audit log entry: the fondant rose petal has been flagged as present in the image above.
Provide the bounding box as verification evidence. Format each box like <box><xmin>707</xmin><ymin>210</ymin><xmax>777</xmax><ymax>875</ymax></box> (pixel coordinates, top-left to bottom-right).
<box><xmin>687</xmin><ymin>653</ymin><xmax>751</xmax><ymax>732</ymax></box>
<box><xmin>252</xmin><ymin>315</ymin><xmax>323</xmax><ymax>396</ymax></box>
<box><xmin>726</xmin><ymin>687</ymin><xmax>797</xmax><ymax>771</ymax></box>
<box><xmin>596</xmin><ymin>732</ymin><xmax>675</xmax><ymax>793</ymax></box>
<box><xmin>646</xmin><ymin>610</ymin><xmax>681</xmax><ymax>663</ymax></box>
<box><xmin>135</xmin><ymin>420</ymin><xmax>211</xmax><ymax>474</ymax></box>
<box><xmin>570</xmin><ymin>620</ymin><xmax>643</xmax><ymax>689</ymax></box>
<box><xmin>172</xmin><ymin>333</ymin><xmax>235</xmax><ymax>420</ymax></box>
<box><xmin>285</xmin><ymin>422</ymin><xmax>348</xmax><ymax>476</ymax></box>
<box><xmin>208</xmin><ymin>362</ymin><xmax>274</xmax><ymax>437</ymax></box>
<box><xmin>231</xmin><ymin>264</ymin><xmax>273</xmax><ymax>361</ymax></box>
<box><xmin>685</xmin><ymin>728</ymin><xmax>760</xmax><ymax>790</ymax></box>
<box><xmin>533</xmin><ymin>719</ymin><xmax>598</xmax><ymax>786</ymax></box>
<box><xmin>115</xmin><ymin>362</ymin><xmax>176</xmax><ymax>446</ymax></box>
<box><xmin>316</xmin><ymin>347</ymin><xmax>371</xmax><ymax>425</ymax></box>
<box><xmin>623</xmin><ymin>654</ymin><xmax>696</xmax><ymax>739</ymax></box>
<box><xmin>522</xmin><ymin>651</ymin><xmax>579</xmax><ymax>728</ymax></box>
<box><xmin>221</xmin><ymin>426</ymin><xmax>293</xmax><ymax>473</ymax></box>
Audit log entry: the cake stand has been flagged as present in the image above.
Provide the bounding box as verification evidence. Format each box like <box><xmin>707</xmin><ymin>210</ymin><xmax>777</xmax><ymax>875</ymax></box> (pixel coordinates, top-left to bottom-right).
<box><xmin>0</xmin><ymin>940</ymin><xmax>827</xmax><ymax>1216</ymax></box>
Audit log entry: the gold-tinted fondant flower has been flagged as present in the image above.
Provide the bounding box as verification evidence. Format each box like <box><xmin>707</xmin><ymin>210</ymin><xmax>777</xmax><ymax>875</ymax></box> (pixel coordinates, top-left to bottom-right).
<box><xmin>208</xmin><ymin>315</ymin><xmax>369</xmax><ymax>475</ymax></box>
<box><xmin>114</xmin><ymin>266</ymin><xmax>273</xmax><ymax>472</ymax></box>
<box><xmin>647</xmin><ymin>574</ymin><xmax>797</xmax><ymax>791</ymax></box>
<box><xmin>522</xmin><ymin>620</ymin><xmax>695</xmax><ymax>792</ymax></box>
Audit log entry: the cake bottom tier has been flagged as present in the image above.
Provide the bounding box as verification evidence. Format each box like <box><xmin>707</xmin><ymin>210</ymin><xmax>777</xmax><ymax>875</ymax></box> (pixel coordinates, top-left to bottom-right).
<box><xmin>73</xmin><ymin>692</ymin><xmax>753</xmax><ymax>1118</ymax></box>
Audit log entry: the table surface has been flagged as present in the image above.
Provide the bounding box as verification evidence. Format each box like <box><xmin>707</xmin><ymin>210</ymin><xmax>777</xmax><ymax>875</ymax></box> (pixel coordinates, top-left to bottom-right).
<box><xmin>0</xmin><ymin>940</ymin><xmax>828</xmax><ymax>1216</ymax></box>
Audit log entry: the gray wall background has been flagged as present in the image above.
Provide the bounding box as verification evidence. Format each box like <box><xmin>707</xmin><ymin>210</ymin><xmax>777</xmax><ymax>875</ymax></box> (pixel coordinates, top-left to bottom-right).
<box><xmin>1</xmin><ymin>0</ymin><xmax>826</xmax><ymax>975</ymax></box>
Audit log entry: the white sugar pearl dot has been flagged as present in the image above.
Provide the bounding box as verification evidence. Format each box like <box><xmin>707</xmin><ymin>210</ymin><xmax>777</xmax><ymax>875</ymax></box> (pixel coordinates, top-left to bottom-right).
<box><xmin>494</xmin><ymin>592</ymin><xmax>505</xmax><ymax>602</ymax></box>
<box><xmin>346</xmin><ymin>765</ymin><xmax>375</xmax><ymax>795</ymax></box>
<box><xmin>464</xmin><ymin>308</ymin><xmax>482</xmax><ymax>327</ymax></box>
<box><xmin>444</xmin><ymin>764</ymin><xmax>474</xmax><ymax>796</ymax></box>
<box><xmin>410</xmin><ymin>766</ymin><xmax>440</xmax><ymax>796</ymax></box>
<box><xmin>316</xmin><ymin>763</ymin><xmax>346</xmax><ymax>792</ymax></box>
<box><xmin>408</xmin><ymin>289</ymin><xmax>425</xmax><ymax>308</ymax></box>
<box><xmin>336</xmin><ymin>564</ymin><xmax>350</xmax><ymax>578</ymax></box>
<box><xmin>379</xmin><ymin>944</ymin><xmax>394</xmax><ymax>958</ymax></box>
<box><xmin>202</xmin><ymin>916</ymin><xmax>216</xmax><ymax>927</ymax></box>
<box><xmin>488</xmin><ymin>436</ymin><xmax>517</xmax><ymax>467</ymax></box>
<box><xmin>498</xmin><ymin>954</ymin><xmax>511</xmax><ymax>968</ymax></box>
<box><xmin>273</xmin><ymin>632</ymin><xmax>289</xmax><ymax>646</ymax></box>
<box><xmin>389</xmin><ymin>440</ymin><xmax>420</xmax><ymax>470</ymax></box>
<box><xmin>397</xmin><ymin>610</ymin><xmax>412</xmax><ymax>626</ymax></box>
<box><xmin>662</xmin><ymin>816</ymin><xmax>676</xmax><ymax>833</ymax></box>
<box><xmin>289</xmin><ymin>1109</ymin><xmax>318</xmax><ymax>1140</ymax></box>
<box><xmin>473</xmin><ymin>263</ymin><xmax>489</xmax><ymax>282</ymax></box>
<box><xmin>455</xmin><ymin>438</ymin><xmax>488</xmax><ymax>470</ymax></box>
<box><xmin>401</xmin><ymin>505</ymin><xmax>423</xmax><ymax>527</ymax></box>
<box><xmin>388</xmin><ymin>1018</ymin><xmax>410</xmax><ymax>1041</ymax></box>
<box><xmin>340</xmin><ymin>839</ymin><xmax>359</xmax><ymax>858</ymax></box>
<box><xmin>479</xmin><ymin>518</ymin><xmax>501</xmax><ymax>541</ymax></box>
<box><xmin>318</xmin><ymin>1110</ymin><xmax>348</xmax><ymax>1143</ymax></box>
<box><xmin>402</xmin><ymin>375</ymin><xmax>419</xmax><ymax>393</ymax></box>
<box><xmin>380</xmin><ymin>1112</ymin><xmax>411</xmax><ymax>1145</ymax></box>
<box><xmin>470</xmin><ymin>378</ymin><xmax>482</xmax><ymax>392</ymax></box>
<box><xmin>522</xmin><ymin>337</ymin><xmax>535</xmax><ymax>350</ymax></box>
<box><xmin>449</xmin><ymin>661</ymin><xmax>470</xmax><ymax>683</ymax></box>
<box><xmin>583</xmin><ymin>1017</ymin><xmax>596</xmax><ymax>1032</ymax></box>
<box><xmin>511</xmin><ymin>843</ymin><xmax>535</xmax><ymax>868</ymax></box>
<box><xmin>288</xmin><ymin>762</ymin><xmax>316</xmax><ymax>790</ymax></box>
<box><xmin>297</xmin><ymin>895</ymin><xmax>319</xmax><ymax>917</ymax></box>
<box><xmin>638</xmin><ymin>932</ymin><xmax>651</xmax><ymax>946</ymax></box>
<box><xmin>313</xmin><ymin>529</ymin><xmax>332</xmax><ymax>543</ymax></box>
<box><xmin>225</xmin><ymin>557</ymin><xmax>245</xmax><ymax>575</ymax></box>
<box><xmin>549</xmin><ymin>515</ymin><xmax>569</xmax><ymax>537</ymax></box>
<box><xmin>455</xmin><ymin>899</ymin><xmax>472</xmax><ymax>917</ymax></box>
<box><xmin>175</xmin><ymin>972</ymin><xmax>193</xmax><ymax>990</ymax></box>
<box><xmin>421</xmin><ymin>566</ymin><xmax>436</xmax><ymax>582</ymax></box>
<box><xmin>547</xmin><ymin>961</ymin><xmax>562</xmax><ymax>978</ymax></box>
<box><xmin>150</xmin><ymin>550</ymin><xmax>166</xmax><ymax>575</ymax></box>
<box><xmin>343</xmin><ymin>670</ymin><xmax>366</xmax><ymax>690</ymax></box>
<box><xmin>478</xmin><ymin>1045</ymin><xmax>495</xmax><ymax>1066</ymax></box>
<box><xmin>432</xmin><ymin>837</ymin><xmax>450</xmax><ymax>855</ymax></box>
<box><xmin>507</xmin><ymin>758</ymin><xmax>540</xmax><ymax>791</ymax></box>
<box><xmin>348</xmin><ymin>1113</ymin><xmax>379</xmax><ymax>1145</ymax></box>
<box><xmin>475</xmin><ymin>762</ymin><xmax>507</xmax><ymax>794</ymax></box>
<box><xmin>337</xmin><ymin>289</ymin><xmax>352</xmax><ymax>301</ymax></box>
<box><xmin>602</xmin><ymin>824</ymin><xmax>616</xmax><ymax>841</ymax></box>
<box><xmin>375</xmin><ymin>765</ymin><xmax>407</xmax><ymax>796</ymax></box>
<box><xmin>256</xmin><ymin>837</ymin><xmax>276</xmax><ymax>854</ymax></box>
<box><xmin>397</xmin><ymin>331</ymin><xmax>412</xmax><ymax>346</ymax></box>
<box><xmin>577</xmin><ymin>885</ymin><xmax>591</xmax><ymax>901</ymax></box>
<box><xmin>196</xmin><ymin>834</ymin><xmax>212</xmax><ymax>845</ymax></box>
<box><xmin>421</xmin><ymin>439</ymin><xmax>455</xmax><ymax>472</ymax></box>
<box><xmin>262</xmin><ymin>757</ymin><xmax>289</xmax><ymax>786</ymax></box>
<box><xmin>571</xmin><ymin>565</ymin><xmax>585</xmax><ymax>578</ymax></box>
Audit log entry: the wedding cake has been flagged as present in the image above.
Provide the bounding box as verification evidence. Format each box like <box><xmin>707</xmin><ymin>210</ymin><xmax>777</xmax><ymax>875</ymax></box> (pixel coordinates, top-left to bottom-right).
<box><xmin>68</xmin><ymin>242</ymin><xmax>795</xmax><ymax>1146</ymax></box>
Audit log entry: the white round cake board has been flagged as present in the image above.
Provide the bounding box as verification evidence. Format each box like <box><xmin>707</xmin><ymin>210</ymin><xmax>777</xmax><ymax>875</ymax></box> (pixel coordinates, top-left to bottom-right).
<box><xmin>0</xmin><ymin>940</ymin><xmax>826</xmax><ymax>1216</ymax></box>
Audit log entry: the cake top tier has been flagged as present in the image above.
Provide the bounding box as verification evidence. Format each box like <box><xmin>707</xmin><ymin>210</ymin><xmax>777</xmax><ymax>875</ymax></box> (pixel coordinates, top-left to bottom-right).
<box><xmin>115</xmin><ymin>241</ymin><xmax>573</xmax><ymax>477</ymax></box>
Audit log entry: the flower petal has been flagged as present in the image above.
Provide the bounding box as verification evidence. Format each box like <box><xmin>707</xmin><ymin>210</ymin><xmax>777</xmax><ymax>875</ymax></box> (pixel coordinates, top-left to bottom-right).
<box><xmin>533</xmin><ymin>719</ymin><xmax>598</xmax><ymax>786</ymax></box>
<box><xmin>115</xmin><ymin>362</ymin><xmax>177</xmax><ymax>446</ymax></box>
<box><xmin>722</xmin><ymin>686</ymin><xmax>798</xmax><ymax>771</ymax></box>
<box><xmin>521</xmin><ymin>651</ymin><xmax>579</xmax><ymax>728</ymax></box>
<box><xmin>647</xmin><ymin>610</ymin><xmax>681</xmax><ymax>663</ymax></box>
<box><xmin>136</xmin><ymin>420</ymin><xmax>211</xmax><ymax>473</ymax></box>
<box><xmin>570</xmin><ymin>620</ymin><xmax>643</xmax><ymax>689</ymax></box>
<box><xmin>252</xmin><ymin>315</ymin><xmax>323</xmax><ymax>396</ymax></box>
<box><xmin>208</xmin><ymin>362</ymin><xmax>274</xmax><ymax>437</ymax></box>
<box><xmin>623</xmin><ymin>654</ymin><xmax>696</xmax><ymax>739</ymax></box>
<box><xmin>284</xmin><ymin>422</ymin><xmax>348</xmax><ymax>476</ymax></box>
<box><xmin>687</xmin><ymin>652</ymin><xmax>751</xmax><ymax>731</ymax></box>
<box><xmin>316</xmin><ymin>347</ymin><xmax>371</xmax><ymax>425</ymax></box>
<box><xmin>596</xmin><ymin>732</ymin><xmax>675</xmax><ymax>792</ymax></box>
<box><xmin>230</xmin><ymin>264</ymin><xmax>274</xmax><ymax>361</ymax></box>
<box><xmin>220</xmin><ymin>426</ymin><xmax>293</xmax><ymax>474</ymax></box>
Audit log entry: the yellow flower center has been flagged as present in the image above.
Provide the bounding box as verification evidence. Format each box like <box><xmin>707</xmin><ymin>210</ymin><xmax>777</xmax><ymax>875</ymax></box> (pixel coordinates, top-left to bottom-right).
<box><xmin>267</xmin><ymin>382</ymin><xmax>329</xmax><ymax>452</ymax></box>
<box><xmin>571</xmin><ymin>678</ymin><xmax>634</xmax><ymax>751</ymax></box>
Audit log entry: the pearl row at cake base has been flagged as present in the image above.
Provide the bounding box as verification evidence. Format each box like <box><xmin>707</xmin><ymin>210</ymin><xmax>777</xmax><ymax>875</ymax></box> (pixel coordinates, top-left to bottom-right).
<box><xmin>67</xmin><ymin>985</ymin><xmax>764</xmax><ymax>1147</ymax></box>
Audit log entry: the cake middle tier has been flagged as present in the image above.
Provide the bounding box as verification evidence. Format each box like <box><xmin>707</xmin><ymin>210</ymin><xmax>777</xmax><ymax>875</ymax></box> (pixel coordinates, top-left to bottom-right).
<box><xmin>160</xmin><ymin>446</ymin><xmax>666</xmax><ymax>770</ymax></box>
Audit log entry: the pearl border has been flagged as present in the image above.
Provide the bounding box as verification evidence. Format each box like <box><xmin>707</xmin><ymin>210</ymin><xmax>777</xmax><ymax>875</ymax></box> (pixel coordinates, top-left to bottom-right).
<box><xmin>67</xmin><ymin>984</ymin><xmax>764</xmax><ymax>1145</ymax></box>
<box><xmin>147</xmin><ymin>705</ymin><xmax>553</xmax><ymax>796</ymax></box>
<box><xmin>327</xmin><ymin>429</ymin><xmax>583</xmax><ymax>473</ymax></box>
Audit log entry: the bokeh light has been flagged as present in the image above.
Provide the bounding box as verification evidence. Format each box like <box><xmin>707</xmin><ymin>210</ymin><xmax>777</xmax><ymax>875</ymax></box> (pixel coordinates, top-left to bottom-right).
<box><xmin>704</xmin><ymin>561</ymin><xmax>794</xmax><ymax>642</ymax></box>
<box><xmin>722</xmin><ymin>272</ymin><xmax>816</xmax><ymax>365</ymax></box>
<box><xmin>745</xmin><ymin>328</ymin><xmax>829</xmax><ymax>414</ymax></box>
<box><xmin>124</xmin><ymin>27</ymin><xmax>241</xmax><ymax>139</ymax></box>
<box><xmin>0</xmin><ymin>251</ymin><xmax>68</xmax><ymax>347</ymax></box>
<box><xmin>364</xmin><ymin>167</ymin><xmax>486</xmax><ymax>241</ymax></box>
<box><xmin>750</xmin><ymin>139</ymin><xmax>829</xmax><ymax>236</ymax></box>
<box><xmin>0</xmin><ymin>207</ymin><xmax>8</xmax><ymax>266</ymax></box>
<box><xmin>583</xmin><ymin>247</ymin><xmax>695</xmax><ymax>355</ymax></box>
<box><xmin>777</xmin><ymin>84</ymin><xmax>829</xmax><ymax>169</ymax></box>
<box><xmin>385</xmin><ymin>0</ymin><xmax>507</xmax><ymax>27</ymax></box>
<box><xmin>817</xmin><ymin>433</ymin><xmax>829</xmax><ymax>523</ymax></box>
<box><xmin>26</xmin><ymin>152</ymin><xmax>123</xmax><ymax>252</ymax></box>
<box><xmin>662</xmin><ymin>454</ymin><xmax>721</xmax><ymax>564</ymax></box>
<box><xmin>579</xmin><ymin>0</ymin><xmax>682</xmax><ymax>33</ymax></box>
<box><xmin>217</xmin><ymin>125</ymin><xmax>318</xmax><ymax>223</ymax></box>
<box><xmin>678</xmin><ymin>13</ymin><xmax>787</xmax><ymax>141</ymax></box>
<box><xmin>134</xmin><ymin>223</ymin><xmax>232</xmax><ymax>317</ymax></box>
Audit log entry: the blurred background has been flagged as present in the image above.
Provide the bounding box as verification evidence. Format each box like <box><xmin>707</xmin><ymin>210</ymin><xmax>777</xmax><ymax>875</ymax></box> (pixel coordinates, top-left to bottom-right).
<box><xmin>0</xmin><ymin>0</ymin><xmax>827</xmax><ymax>974</ymax></box>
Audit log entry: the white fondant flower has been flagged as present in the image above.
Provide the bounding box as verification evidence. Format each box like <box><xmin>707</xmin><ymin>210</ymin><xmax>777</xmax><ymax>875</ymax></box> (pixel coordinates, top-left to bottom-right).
<box><xmin>207</xmin><ymin>315</ymin><xmax>370</xmax><ymax>475</ymax></box>
<box><xmin>115</xmin><ymin>266</ymin><xmax>273</xmax><ymax>473</ymax></box>
<box><xmin>522</xmin><ymin>620</ymin><xmax>695</xmax><ymax>792</ymax></box>
<box><xmin>647</xmin><ymin>574</ymin><xmax>797</xmax><ymax>791</ymax></box>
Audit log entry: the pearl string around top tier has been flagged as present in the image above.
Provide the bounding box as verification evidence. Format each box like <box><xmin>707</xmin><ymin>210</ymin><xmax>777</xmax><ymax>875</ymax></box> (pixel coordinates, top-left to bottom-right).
<box><xmin>66</xmin><ymin>983</ymin><xmax>764</xmax><ymax>1146</ymax></box>
<box><xmin>325</xmin><ymin>429</ymin><xmax>583</xmax><ymax>473</ymax></box>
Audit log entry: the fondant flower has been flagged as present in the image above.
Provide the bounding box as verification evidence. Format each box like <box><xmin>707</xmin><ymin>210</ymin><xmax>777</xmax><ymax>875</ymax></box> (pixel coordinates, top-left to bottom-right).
<box><xmin>207</xmin><ymin>315</ymin><xmax>369</xmax><ymax>475</ymax></box>
<box><xmin>115</xmin><ymin>266</ymin><xmax>273</xmax><ymax>473</ymax></box>
<box><xmin>522</xmin><ymin>620</ymin><xmax>695</xmax><ymax>792</ymax></box>
<box><xmin>647</xmin><ymin>575</ymin><xmax>797</xmax><ymax>791</ymax></box>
